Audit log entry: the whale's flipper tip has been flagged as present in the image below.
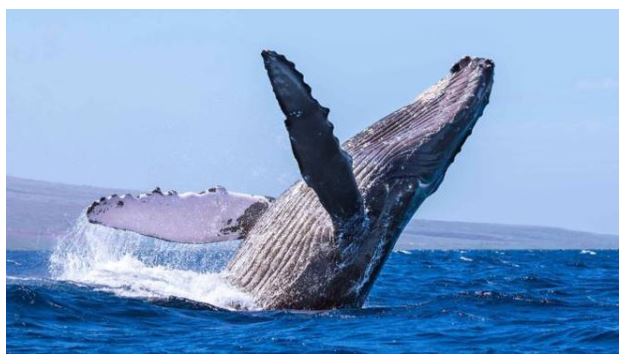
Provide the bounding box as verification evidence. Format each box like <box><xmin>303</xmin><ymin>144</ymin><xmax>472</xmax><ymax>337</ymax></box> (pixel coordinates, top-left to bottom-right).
<box><xmin>261</xmin><ymin>49</ymin><xmax>318</xmax><ymax>119</ymax></box>
<box><xmin>261</xmin><ymin>49</ymin><xmax>277</xmax><ymax>58</ymax></box>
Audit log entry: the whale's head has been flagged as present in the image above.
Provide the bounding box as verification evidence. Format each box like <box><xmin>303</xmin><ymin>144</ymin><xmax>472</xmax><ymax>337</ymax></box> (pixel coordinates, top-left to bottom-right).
<box><xmin>378</xmin><ymin>56</ymin><xmax>494</xmax><ymax>194</ymax></box>
<box><xmin>338</xmin><ymin>56</ymin><xmax>495</xmax><ymax>305</ymax></box>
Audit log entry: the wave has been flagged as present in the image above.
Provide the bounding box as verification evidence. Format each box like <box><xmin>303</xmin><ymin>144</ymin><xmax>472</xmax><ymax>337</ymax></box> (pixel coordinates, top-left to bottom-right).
<box><xmin>7</xmin><ymin>275</ymin><xmax>48</xmax><ymax>283</ymax></box>
<box><xmin>456</xmin><ymin>290</ymin><xmax>567</xmax><ymax>307</ymax></box>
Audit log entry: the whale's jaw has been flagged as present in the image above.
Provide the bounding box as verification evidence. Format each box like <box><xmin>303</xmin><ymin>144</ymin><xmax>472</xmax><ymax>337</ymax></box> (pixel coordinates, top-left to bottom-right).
<box><xmin>227</xmin><ymin>56</ymin><xmax>494</xmax><ymax>310</ymax></box>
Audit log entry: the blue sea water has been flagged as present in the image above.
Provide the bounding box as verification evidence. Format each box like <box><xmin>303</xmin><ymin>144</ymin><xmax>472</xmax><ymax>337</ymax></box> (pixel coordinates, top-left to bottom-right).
<box><xmin>7</xmin><ymin>245</ymin><xmax>618</xmax><ymax>353</ymax></box>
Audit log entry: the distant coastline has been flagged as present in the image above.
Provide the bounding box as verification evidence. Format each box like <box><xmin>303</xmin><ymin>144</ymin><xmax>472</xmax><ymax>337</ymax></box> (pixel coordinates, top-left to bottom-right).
<box><xmin>6</xmin><ymin>176</ymin><xmax>619</xmax><ymax>251</ymax></box>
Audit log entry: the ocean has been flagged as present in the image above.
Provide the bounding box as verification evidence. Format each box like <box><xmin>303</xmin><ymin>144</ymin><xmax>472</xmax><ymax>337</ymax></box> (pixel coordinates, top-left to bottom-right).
<box><xmin>6</xmin><ymin>220</ymin><xmax>619</xmax><ymax>353</ymax></box>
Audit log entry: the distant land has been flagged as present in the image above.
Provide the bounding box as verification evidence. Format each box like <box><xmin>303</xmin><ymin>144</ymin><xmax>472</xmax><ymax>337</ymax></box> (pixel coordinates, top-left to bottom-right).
<box><xmin>6</xmin><ymin>176</ymin><xmax>619</xmax><ymax>251</ymax></box>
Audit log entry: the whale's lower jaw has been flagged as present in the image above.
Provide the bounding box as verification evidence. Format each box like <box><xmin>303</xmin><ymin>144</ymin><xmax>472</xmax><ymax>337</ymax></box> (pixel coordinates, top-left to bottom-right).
<box><xmin>226</xmin><ymin>56</ymin><xmax>493</xmax><ymax>310</ymax></box>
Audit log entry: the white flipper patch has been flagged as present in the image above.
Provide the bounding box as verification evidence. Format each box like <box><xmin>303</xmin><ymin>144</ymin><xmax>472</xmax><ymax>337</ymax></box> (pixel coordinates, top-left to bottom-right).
<box><xmin>86</xmin><ymin>187</ymin><xmax>273</xmax><ymax>243</ymax></box>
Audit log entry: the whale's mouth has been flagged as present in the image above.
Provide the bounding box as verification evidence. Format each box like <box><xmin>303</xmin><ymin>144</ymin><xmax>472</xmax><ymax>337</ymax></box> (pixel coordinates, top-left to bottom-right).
<box><xmin>49</xmin><ymin>215</ymin><xmax>260</xmax><ymax>311</ymax></box>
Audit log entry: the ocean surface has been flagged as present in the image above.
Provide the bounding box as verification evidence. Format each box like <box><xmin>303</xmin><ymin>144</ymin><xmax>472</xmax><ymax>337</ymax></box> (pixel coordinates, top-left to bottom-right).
<box><xmin>6</xmin><ymin>220</ymin><xmax>619</xmax><ymax>353</ymax></box>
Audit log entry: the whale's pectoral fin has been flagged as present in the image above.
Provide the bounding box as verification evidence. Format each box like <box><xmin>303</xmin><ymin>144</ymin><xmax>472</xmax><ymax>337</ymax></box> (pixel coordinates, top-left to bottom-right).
<box><xmin>262</xmin><ymin>50</ymin><xmax>364</xmax><ymax>228</ymax></box>
<box><xmin>86</xmin><ymin>187</ymin><xmax>273</xmax><ymax>243</ymax></box>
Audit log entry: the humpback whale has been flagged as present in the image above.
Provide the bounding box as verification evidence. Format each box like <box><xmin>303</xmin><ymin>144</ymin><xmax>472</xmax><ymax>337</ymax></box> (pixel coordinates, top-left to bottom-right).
<box><xmin>86</xmin><ymin>50</ymin><xmax>494</xmax><ymax>310</ymax></box>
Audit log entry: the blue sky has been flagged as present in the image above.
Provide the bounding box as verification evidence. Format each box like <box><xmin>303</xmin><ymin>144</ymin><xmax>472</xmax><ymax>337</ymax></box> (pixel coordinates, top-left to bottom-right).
<box><xmin>7</xmin><ymin>10</ymin><xmax>618</xmax><ymax>234</ymax></box>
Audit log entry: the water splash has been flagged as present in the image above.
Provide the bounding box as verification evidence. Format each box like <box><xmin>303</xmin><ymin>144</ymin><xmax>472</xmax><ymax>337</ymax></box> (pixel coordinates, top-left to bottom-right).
<box><xmin>49</xmin><ymin>215</ymin><xmax>259</xmax><ymax>310</ymax></box>
<box><xmin>580</xmin><ymin>250</ymin><xmax>597</xmax><ymax>255</ymax></box>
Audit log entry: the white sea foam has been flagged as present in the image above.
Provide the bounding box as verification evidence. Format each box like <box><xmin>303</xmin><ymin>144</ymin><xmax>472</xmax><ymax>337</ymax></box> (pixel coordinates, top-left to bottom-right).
<box><xmin>49</xmin><ymin>215</ymin><xmax>259</xmax><ymax>311</ymax></box>
<box><xmin>580</xmin><ymin>250</ymin><xmax>597</xmax><ymax>255</ymax></box>
<box><xmin>7</xmin><ymin>275</ymin><xmax>47</xmax><ymax>282</ymax></box>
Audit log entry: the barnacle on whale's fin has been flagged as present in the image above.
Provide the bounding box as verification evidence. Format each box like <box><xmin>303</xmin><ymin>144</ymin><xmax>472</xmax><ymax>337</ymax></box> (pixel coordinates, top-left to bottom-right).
<box><xmin>86</xmin><ymin>187</ymin><xmax>273</xmax><ymax>243</ymax></box>
<box><xmin>262</xmin><ymin>50</ymin><xmax>365</xmax><ymax>230</ymax></box>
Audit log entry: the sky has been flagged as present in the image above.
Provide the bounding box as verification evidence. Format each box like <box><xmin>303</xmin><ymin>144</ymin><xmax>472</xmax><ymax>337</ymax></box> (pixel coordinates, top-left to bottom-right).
<box><xmin>6</xmin><ymin>10</ymin><xmax>618</xmax><ymax>234</ymax></box>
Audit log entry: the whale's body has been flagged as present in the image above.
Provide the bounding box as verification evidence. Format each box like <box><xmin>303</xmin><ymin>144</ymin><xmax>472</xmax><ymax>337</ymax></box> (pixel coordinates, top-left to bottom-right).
<box><xmin>86</xmin><ymin>51</ymin><xmax>494</xmax><ymax>310</ymax></box>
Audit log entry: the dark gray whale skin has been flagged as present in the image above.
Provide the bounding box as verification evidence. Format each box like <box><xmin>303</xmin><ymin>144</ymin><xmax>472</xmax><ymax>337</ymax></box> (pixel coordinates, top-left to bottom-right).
<box><xmin>226</xmin><ymin>51</ymin><xmax>495</xmax><ymax>310</ymax></box>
